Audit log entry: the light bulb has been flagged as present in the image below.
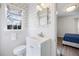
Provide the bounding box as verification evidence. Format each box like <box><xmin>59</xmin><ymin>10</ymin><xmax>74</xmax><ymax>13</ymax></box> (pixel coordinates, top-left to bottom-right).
<box><xmin>36</xmin><ymin>5</ymin><xmax>42</xmax><ymax>11</ymax></box>
<box><xmin>41</xmin><ymin>3</ymin><xmax>47</xmax><ymax>8</ymax></box>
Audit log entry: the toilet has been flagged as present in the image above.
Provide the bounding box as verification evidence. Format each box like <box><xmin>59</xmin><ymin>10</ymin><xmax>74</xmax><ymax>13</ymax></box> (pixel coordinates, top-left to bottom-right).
<box><xmin>13</xmin><ymin>45</ymin><xmax>26</xmax><ymax>56</ymax></box>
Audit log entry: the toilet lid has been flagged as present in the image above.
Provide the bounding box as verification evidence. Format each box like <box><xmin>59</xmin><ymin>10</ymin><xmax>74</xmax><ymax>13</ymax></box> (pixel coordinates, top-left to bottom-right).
<box><xmin>13</xmin><ymin>45</ymin><xmax>26</xmax><ymax>54</ymax></box>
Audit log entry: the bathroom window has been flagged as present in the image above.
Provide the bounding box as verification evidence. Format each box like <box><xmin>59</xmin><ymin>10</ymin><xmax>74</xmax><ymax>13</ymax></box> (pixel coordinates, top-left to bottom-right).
<box><xmin>7</xmin><ymin>5</ymin><xmax>23</xmax><ymax>30</ymax></box>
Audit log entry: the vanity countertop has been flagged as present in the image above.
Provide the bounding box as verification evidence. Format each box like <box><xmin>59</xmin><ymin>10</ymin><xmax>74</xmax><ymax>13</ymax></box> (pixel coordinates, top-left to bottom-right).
<box><xmin>29</xmin><ymin>36</ymin><xmax>51</xmax><ymax>45</ymax></box>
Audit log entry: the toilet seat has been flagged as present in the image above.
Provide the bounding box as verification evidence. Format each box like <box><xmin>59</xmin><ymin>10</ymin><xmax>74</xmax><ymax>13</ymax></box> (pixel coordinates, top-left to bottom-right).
<box><xmin>13</xmin><ymin>45</ymin><xmax>26</xmax><ymax>56</ymax></box>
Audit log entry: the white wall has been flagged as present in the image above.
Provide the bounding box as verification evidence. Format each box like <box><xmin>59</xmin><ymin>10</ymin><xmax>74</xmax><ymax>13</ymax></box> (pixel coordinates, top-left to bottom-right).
<box><xmin>28</xmin><ymin>3</ymin><xmax>57</xmax><ymax>56</ymax></box>
<box><xmin>0</xmin><ymin>4</ymin><xmax>28</xmax><ymax>56</ymax></box>
<box><xmin>57</xmin><ymin>16</ymin><xmax>77</xmax><ymax>37</ymax></box>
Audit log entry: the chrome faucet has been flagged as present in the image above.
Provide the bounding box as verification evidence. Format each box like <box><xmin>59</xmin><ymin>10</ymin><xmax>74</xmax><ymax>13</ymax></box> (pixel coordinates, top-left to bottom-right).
<box><xmin>38</xmin><ymin>32</ymin><xmax>44</xmax><ymax>37</ymax></box>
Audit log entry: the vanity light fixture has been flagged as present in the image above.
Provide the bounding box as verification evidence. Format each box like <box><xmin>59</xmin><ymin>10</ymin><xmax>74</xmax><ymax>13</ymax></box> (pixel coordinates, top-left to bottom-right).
<box><xmin>66</xmin><ymin>5</ymin><xmax>76</xmax><ymax>12</ymax></box>
<box><xmin>36</xmin><ymin>5</ymin><xmax>42</xmax><ymax>11</ymax></box>
<box><xmin>41</xmin><ymin>3</ymin><xmax>47</xmax><ymax>8</ymax></box>
<box><xmin>36</xmin><ymin>3</ymin><xmax>49</xmax><ymax>11</ymax></box>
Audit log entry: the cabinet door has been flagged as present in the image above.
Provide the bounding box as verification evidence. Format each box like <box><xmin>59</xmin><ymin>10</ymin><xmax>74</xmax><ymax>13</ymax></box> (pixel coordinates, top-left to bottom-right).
<box><xmin>26</xmin><ymin>45</ymin><xmax>32</xmax><ymax>56</ymax></box>
<box><xmin>41</xmin><ymin>39</ymin><xmax>51</xmax><ymax>56</ymax></box>
<box><xmin>30</xmin><ymin>44</ymin><xmax>41</xmax><ymax>56</ymax></box>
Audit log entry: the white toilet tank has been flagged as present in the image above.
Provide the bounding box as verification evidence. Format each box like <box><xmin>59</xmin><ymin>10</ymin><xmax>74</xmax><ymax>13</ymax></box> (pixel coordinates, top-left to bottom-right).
<box><xmin>13</xmin><ymin>45</ymin><xmax>26</xmax><ymax>56</ymax></box>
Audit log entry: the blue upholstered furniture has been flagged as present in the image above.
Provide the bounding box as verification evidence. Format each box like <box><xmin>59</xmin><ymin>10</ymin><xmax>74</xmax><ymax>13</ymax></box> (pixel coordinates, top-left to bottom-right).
<box><xmin>64</xmin><ymin>33</ymin><xmax>79</xmax><ymax>44</ymax></box>
<box><xmin>63</xmin><ymin>33</ymin><xmax>79</xmax><ymax>48</ymax></box>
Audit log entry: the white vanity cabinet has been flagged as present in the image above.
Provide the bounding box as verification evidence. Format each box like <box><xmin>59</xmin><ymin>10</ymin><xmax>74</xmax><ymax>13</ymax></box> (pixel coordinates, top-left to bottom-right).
<box><xmin>26</xmin><ymin>37</ymin><xmax>51</xmax><ymax>56</ymax></box>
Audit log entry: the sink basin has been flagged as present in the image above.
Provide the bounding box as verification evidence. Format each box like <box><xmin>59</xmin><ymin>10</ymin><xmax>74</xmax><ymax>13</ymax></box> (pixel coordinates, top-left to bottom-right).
<box><xmin>29</xmin><ymin>35</ymin><xmax>50</xmax><ymax>45</ymax></box>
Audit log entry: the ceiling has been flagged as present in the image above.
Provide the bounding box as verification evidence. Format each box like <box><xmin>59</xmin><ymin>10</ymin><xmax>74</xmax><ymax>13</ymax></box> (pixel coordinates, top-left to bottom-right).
<box><xmin>56</xmin><ymin>3</ymin><xmax>79</xmax><ymax>17</ymax></box>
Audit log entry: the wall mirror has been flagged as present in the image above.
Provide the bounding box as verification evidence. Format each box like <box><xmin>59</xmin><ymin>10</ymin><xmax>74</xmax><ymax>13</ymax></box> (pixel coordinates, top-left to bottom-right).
<box><xmin>37</xmin><ymin>4</ymin><xmax>50</xmax><ymax>26</ymax></box>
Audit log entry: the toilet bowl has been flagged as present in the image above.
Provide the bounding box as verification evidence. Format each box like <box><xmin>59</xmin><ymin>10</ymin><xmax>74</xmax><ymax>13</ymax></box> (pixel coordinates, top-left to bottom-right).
<box><xmin>13</xmin><ymin>45</ymin><xmax>26</xmax><ymax>56</ymax></box>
